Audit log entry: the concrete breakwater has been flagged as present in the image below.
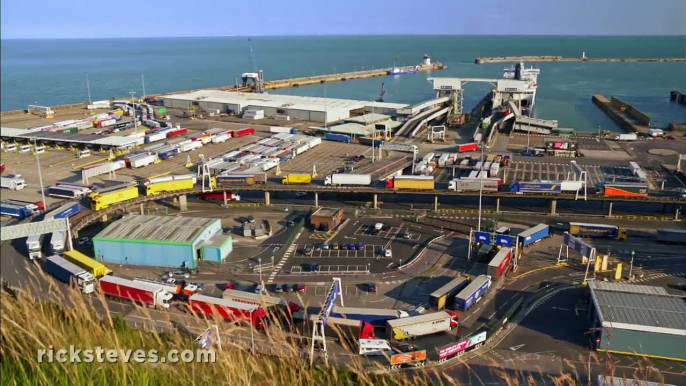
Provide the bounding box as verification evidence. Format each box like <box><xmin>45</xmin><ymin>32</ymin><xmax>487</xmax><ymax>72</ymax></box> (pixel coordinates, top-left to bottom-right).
<box><xmin>0</xmin><ymin>63</ymin><xmax>447</xmax><ymax>118</ymax></box>
<box><xmin>475</xmin><ymin>56</ymin><xmax>685</xmax><ymax>64</ymax></box>
<box><xmin>592</xmin><ymin>95</ymin><xmax>650</xmax><ymax>134</ymax></box>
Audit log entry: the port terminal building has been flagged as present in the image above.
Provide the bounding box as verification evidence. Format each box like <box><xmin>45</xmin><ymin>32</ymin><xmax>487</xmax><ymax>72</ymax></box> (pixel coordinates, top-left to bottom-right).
<box><xmin>92</xmin><ymin>214</ymin><xmax>232</xmax><ymax>269</ymax></box>
<box><xmin>587</xmin><ymin>281</ymin><xmax>686</xmax><ymax>361</ymax></box>
<box><xmin>161</xmin><ymin>90</ymin><xmax>407</xmax><ymax>124</ymax></box>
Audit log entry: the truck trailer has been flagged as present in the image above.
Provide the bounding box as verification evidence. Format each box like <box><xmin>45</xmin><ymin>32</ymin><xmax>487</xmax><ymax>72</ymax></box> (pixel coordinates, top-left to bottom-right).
<box><xmin>454</xmin><ymin>275</ymin><xmax>492</xmax><ymax>311</ymax></box>
<box><xmin>99</xmin><ymin>276</ymin><xmax>173</xmax><ymax>309</ymax></box>
<box><xmin>44</xmin><ymin>254</ymin><xmax>96</xmax><ymax>293</ymax></box>
<box><xmin>49</xmin><ymin>231</ymin><xmax>65</xmax><ymax>255</ymax></box>
<box><xmin>517</xmin><ymin>224</ymin><xmax>550</xmax><ymax>247</ymax></box>
<box><xmin>1</xmin><ymin>201</ymin><xmax>37</xmax><ymax>219</ymax></box>
<box><xmin>89</xmin><ymin>185</ymin><xmax>139</xmax><ymax>211</ymax></box>
<box><xmin>187</xmin><ymin>294</ymin><xmax>267</xmax><ymax>329</ymax></box>
<box><xmin>510</xmin><ymin>181</ymin><xmax>562</xmax><ymax>194</ymax></box>
<box><xmin>448</xmin><ymin>179</ymin><xmax>500</xmax><ymax>192</ymax></box>
<box><xmin>309</xmin><ymin>315</ymin><xmax>376</xmax><ymax>342</ymax></box>
<box><xmin>133</xmin><ymin>278</ymin><xmax>198</xmax><ymax>299</ymax></box>
<box><xmin>655</xmin><ymin>228</ymin><xmax>686</xmax><ymax>245</ymax></box>
<box><xmin>330</xmin><ymin>306</ymin><xmax>410</xmax><ymax>327</ymax></box>
<box><xmin>222</xmin><ymin>289</ymin><xmax>300</xmax><ymax>314</ymax></box>
<box><xmin>26</xmin><ymin>234</ymin><xmax>43</xmax><ymax>260</ymax></box>
<box><xmin>568</xmin><ymin>222</ymin><xmax>627</xmax><ymax>240</ymax></box>
<box><xmin>51</xmin><ymin>202</ymin><xmax>80</xmax><ymax>219</ymax></box>
<box><xmin>385</xmin><ymin>310</ymin><xmax>459</xmax><ymax>341</ymax></box>
<box><xmin>281</xmin><ymin>174</ymin><xmax>312</xmax><ymax>185</ymax></box>
<box><xmin>215</xmin><ymin>175</ymin><xmax>256</xmax><ymax>187</ymax></box>
<box><xmin>429</xmin><ymin>276</ymin><xmax>469</xmax><ymax>310</ymax></box>
<box><xmin>63</xmin><ymin>250</ymin><xmax>113</xmax><ymax>278</ymax></box>
<box><xmin>487</xmin><ymin>247</ymin><xmax>512</xmax><ymax>279</ymax></box>
<box><xmin>457</xmin><ymin>143</ymin><xmax>478</xmax><ymax>153</ymax></box>
<box><xmin>324</xmin><ymin>173</ymin><xmax>372</xmax><ymax>186</ymax></box>
<box><xmin>386</xmin><ymin>176</ymin><xmax>435</xmax><ymax>190</ymax></box>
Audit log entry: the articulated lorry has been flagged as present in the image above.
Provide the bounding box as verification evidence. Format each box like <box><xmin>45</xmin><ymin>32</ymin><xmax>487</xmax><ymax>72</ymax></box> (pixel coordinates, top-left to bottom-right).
<box><xmin>517</xmin><ymin>223</ymin><xmax>550</xmax><ymax>247</ymax></box>
<box><xmin>385</xmin><ymin>176</ymin><xmax>435</xmax><ymax>190</ymax></box>
<box><xmin>49</xmin><ymin>231</ymin><xmax>65</xmax><ymax>255</ymax></box>
<box><xmin>281</xmin><ymin>174</ymin><xmax>312</xmax><ymax>185</ymax></box>
<box><xmin>385</xmin><ymin>310</ymin><xmax>459</xmax><ymax>341</ymax></box>
<box><xmin>133</xmin><ymin>278</ymin><xmax>199</xmax><ymax>299</ymax></box>
<box><xmin>44</xmin><ymin>255</ymin><xmax>96</xmax><ymax>293</ymax></box>
<box><xmin>1</xmin><ymin>175</ymin><xmax>27</xmax><ymax>190</ymax></box>
<box><xmin>324</xmin><ymin>173</ymin><xmax>372</xmax><ymax>186</ymax></box>
<box><xmin>26</xmin><ymin>234</ymin><xmax>43</xmax><ymax>260</ymax></box>
<box><xmin>569</xmin><ymin>222</ymin><xmax>627</xmax><ymax>240</ymax></box>
<box><xmin>99</xmin><ymin>276</ymin><xmax>173</xmax><ymax>309</ymax></box>
<box><xmin>187</xmin><ymin>294</ymin><xmax>268</xmax><ymax>329</ymax></box>
<box><xmin>309</xmin><ymin>315</ymin><xmax>376</xmax><ymax>342</ymax></box>
<box><xmin>63</xmin><ymin>250</ymin><xmax>113</xmax><ymax>278</ymax></box>
<box><xmin>1</xmin><ymin>200</ymin><xmax>39</xmax><ymax>219</ymax></box>
<box><xmin>429</xmin><ymin>276</ymin><xmax>469</xmax><ymax>310</ymax></box>
<box><xmin>454</xmin><ymin>275</ymin><xmax>491</xmax><ymax>311</ymax></box>
<box><xmin>655</xmin><ymin>228</ymin><xmax>686</xmax><ymax>245</ymax></box>
<box><xmin>330</xmin><ymin>306</ymin><xmax>410</xmax><ymax>327</ymax></box>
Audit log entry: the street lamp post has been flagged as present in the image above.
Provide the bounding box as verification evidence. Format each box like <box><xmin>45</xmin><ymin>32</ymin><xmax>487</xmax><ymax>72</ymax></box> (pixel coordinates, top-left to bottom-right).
<box><xmin>629</xmin><ymin>250</ymin><xmax>635</xmax><ymax>280</ymax></box>
<box><xmin>129</xmin><ymin>91</ymin><xmax>138</xmax><ymax>148</ymax></box>
<box><xmin>477</xmin><ymin>144</ymin><xmax>485</xmax><ymax>231</ymax></box>
<box><xmin>258</xmin><ymin>257</ymin><xmax>262</xmax><ymax>285</ymax></box>
<box><xmin>250</xmin><ymin>309</ymin><xmax>255</xmax><ymax>354</ymax></box>
<box><xmin>33</xmin><ymin>138</ymin><xmax>46</xmax><ymax>207</ymax></box>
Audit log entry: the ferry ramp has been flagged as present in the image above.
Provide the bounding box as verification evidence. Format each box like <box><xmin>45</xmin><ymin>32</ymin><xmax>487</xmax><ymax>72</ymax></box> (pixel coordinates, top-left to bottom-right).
<box><xmin>395</xmin><ymin>105</ymin><xmax>443</xmax><ymax>138</ymax></box>
<box><xmin>409</xmin><ymin>107</ymin><xmax>450</xmax><ymax>138</ymax></box>
<box><xmin>397</xmin><ymin>96</ymin><xmax>450</xmax><ymax>117</ymax></box>
<box><xmin>507</xmin><ymin>101</ymin><xmax>558</xmax><ymax>134</ymax></box>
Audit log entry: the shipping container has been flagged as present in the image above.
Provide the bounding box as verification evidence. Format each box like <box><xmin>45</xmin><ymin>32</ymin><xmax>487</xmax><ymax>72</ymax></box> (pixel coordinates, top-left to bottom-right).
<box><xmin>231</xmin><ymin>128</ymin><xmax>255</xmax><ymax>137</ymax></box>
<box><xmin>487</xmin><ymin>248</ymin><xmax>512</xmax><ymax>279</ymax></box>
<box><xmin>180</xmin><ymin>141</ymin><xmax>203</xmax><ymax>152</ymax></box>
<box><xmin>429</xmin><ymin>277</ymin><xmax>469</xmax><ymax>310</ymax></box>
<box><xmin>454</xmin><ymin>275</ymin><xmax>491</xmax><ymax>311</ymax></box>
<box><xmin>517</xmin><ymin>224</ymin><xmax>550</xmax><ymax>247</ymax></box>
<box><xmin>99</xmin><ymin>276</ymin><xmax>172</xmax><ymax>309</ymax></box>
<box><xmin>166</xmin><ymin>128</ymin><xmax>188</xmax><ymax>138</ymax></box>
<box><xmin>211</xmin><ymin>133</ymin><xmax>230</xmax><ymax>144</ymax></box>
<box><xmin>187</xmin><ymin>294</ymin><xmax>267</xmax><ymax>328</ymax></box>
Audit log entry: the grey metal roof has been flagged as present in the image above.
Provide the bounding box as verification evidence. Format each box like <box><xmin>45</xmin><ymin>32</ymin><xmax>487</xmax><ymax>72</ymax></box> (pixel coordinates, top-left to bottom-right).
<box><xmin>94</xmin><ymin>215</ymin><xmax>217</xmax><ymax>244</ymax></box>
<box><xmin>311</xmin><ymin>207</ymin><xmax>341</xmax><ymax>218</ymax></box>
<box><xmin>200</xmin><ymin>235</ymin><xmax>230</xmax><ymax>248</ymax></box>
<box><xmin>589</xmin><ymin>282</ymin><xmax>686</xmax><ymax>336</ymax></box>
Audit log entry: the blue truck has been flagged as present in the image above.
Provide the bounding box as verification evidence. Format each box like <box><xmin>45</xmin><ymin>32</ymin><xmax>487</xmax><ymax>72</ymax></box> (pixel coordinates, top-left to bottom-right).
<box><xmin>0</xmin><ymin>201</ymin><xmax>37</xmax><ymax>219</ymax></box>
<box><xmin>329</xmin><ymin>306</ymin><xmax>409</xmax><ymax>327</ymax></box>
<box><xmin>517</xmin><ymin>223</ymin><xmax>550</xmax><ymax>247</ymax></box>
<box><xmin>324</xmin><ymin>133</ymin><xmax>351</xmax><ymax>143</ymax></box>
<box><xmin>52</xmin><ymin>202</ymin><xmax>80</xmax><ymax>219</ymax></box>
<box><xmin>510</xmin><ymin>181</ymin><xmax>562</xmax><ymax>194</ymax></box>
<box><xmin>569</xmin><ymin>222</ymin><xmax>627</xmax><ymax>240</ymax></box>
<box><xmin>157</xmin><ymin>146</ymin><xmax>180</xmax><ymax>160</ymax></box>
<box><xmin>454</xmin><ymin>275</ymin><xmax>492</xmax><ymax>311</ymax></box>
<box><xmin>44</xmin><ymin>255</ymin><xmax>96</xmax><ymax>294</ymax></box>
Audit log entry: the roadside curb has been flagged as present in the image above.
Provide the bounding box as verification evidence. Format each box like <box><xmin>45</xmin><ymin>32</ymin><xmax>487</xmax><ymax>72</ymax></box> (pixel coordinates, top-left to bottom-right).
<box><xmin>507</xmin><ymin>263</ymin><xmax>569</xmax><ymax>280</ymax></box>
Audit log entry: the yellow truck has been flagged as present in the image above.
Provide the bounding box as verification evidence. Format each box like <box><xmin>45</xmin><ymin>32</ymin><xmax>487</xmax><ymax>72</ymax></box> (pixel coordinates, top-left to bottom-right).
<box><xmin>145</xmin><ymin>178</ymin><xmax>195</xmax><ymax>196</ymax></box>
<box><xmin>281</xmin><ymin>174</ymin><xmax>312</xmax><ymax>185</ymax></box>
<box><xmin>89</xmin><ymin>185</ymin><xmax>139</xmax><ymax>211</ymax></box>
<box><xmin>63</xmin><ymin>250</ymin><xmax>113</xmax><ymax>278</ymax></box>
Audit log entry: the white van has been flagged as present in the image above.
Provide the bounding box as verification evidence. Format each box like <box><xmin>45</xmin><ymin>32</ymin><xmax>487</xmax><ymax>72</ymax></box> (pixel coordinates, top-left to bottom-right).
<box><xmin>358</xmin><ymin>339</ymin><xmax>393</xmax><ymax>356</ymax></box>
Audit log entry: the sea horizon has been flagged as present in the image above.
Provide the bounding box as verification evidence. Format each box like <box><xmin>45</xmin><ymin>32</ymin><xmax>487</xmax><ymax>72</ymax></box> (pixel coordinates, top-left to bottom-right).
<box><xmin>2</xmin><ymin>35</ymin><xmax>685</xmax><ymax>132</ymax></box>
<box><xmin>2</xmin><ymin>34</ymin><xmax>685</xmax><ymax>40</ymax></box>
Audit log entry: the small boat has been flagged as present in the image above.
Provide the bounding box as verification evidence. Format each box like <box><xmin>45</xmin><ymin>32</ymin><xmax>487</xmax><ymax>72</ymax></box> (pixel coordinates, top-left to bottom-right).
<box><xmin>387</xmin><ymin>65</ymin><xmax>420</xmax><ymax>76</ymax></box>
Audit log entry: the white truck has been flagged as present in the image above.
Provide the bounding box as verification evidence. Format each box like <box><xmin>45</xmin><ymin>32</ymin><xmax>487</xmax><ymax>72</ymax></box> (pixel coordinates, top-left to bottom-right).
<box><xmin>44</xmin><ymin>255</ymin><xmax>96</xmax><ymax>294</ymax></box>
<box><xmin>49</xmin><ymin>231</ymin><xmax>65</xmax><ymax>255</ymax></box>
<box><xmin>385</xmin><ymin>310</ymin><xmax>459</xmax><ymax>341</ymax></box>
<box><xmin>128</xmin><ymin>153</ymin><xmax>158</xmax><ymax>169</ymax></box>
<box><xmin>180</xmin><ymin>141</ymin><xmax>203</xmax><ymax>152</ymax></box>
<box><xmin>1</xmin><ymin>175</ymin><xmax>27</xmax><ymax>190</ymax></box>
<box><xmin>26</xmin><ymin>234</ymin><xmax>43</xmax><ymax>260</ymax></box>
<box><xmin>324</xmin><ymin>173</ymin><xmax>372</xmax><ymax>186</ymax></box>
<box><xmin>616</xmin><ymin>133</ymin><xmax>638</xmax><ymax>141</ymax></box>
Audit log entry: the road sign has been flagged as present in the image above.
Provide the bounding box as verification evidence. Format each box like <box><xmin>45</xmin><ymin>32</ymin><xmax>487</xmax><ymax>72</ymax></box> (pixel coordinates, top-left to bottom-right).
<box><xmin>474</xmin><ymin>231</ymin><xmax>491</xmax><ymax>244</ymax></box>
<box><xmin>495</xmin><ymin>234</ymin><xmax>514</xmax><ymax>247</ymax></box>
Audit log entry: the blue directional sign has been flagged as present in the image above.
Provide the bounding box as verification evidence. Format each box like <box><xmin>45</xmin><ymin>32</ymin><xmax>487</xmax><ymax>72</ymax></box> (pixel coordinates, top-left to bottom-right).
<box><xmin>319</xmin><ymin>280</ymin><xmax>341</xmax><ymax>326</ymax></box>
<box><xmin>474</xmin><ymin>231</ymin><xmax>492</xmax><ymax>244</ymax></box>
<box><xmin>495</xmin><ymin>234</ymin><xmax>515</xmax><ymax>247</ymax></box>
<box><xmin>564</xmin><ymin>232</ymin><xmax>593</xmax><ymax>258</ymax></box>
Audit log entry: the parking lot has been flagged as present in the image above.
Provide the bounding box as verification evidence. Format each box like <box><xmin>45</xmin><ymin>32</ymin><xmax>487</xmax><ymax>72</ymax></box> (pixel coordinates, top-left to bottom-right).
<box><xmin>282</xmin><ymin>218</ymin><xmax>440</xmax><ymax>274</ymax></box>
<box><xmin>273</xmin><ymin>141</ymin><xmax>371</xmax><ymax>178</ymax></box>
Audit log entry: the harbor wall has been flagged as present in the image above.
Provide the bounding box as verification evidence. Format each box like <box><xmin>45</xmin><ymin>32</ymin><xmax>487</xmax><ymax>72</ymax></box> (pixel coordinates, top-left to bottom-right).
<box><xmin>0</xmin><ymin>64</ymin><xmax>447</xmax><ymax>118</ymax></box>
<box><xmin>670</xmin><ymin>90</ymin><xmax>686</xmax><ymax>106</ymax></box>
<box><xmin>591</xmin><ymin>95</ymin><xmax>649</xmax><ymax>134</ymax></box>
<box><xmin>475</xmin><ymin>56</ymin><xmax>685</xmax><ymax>64</ymax></box>
<box><xmin>609</xmin><ymin>97</ymin><xmax>651</xmax><ymax>126</ymax></box>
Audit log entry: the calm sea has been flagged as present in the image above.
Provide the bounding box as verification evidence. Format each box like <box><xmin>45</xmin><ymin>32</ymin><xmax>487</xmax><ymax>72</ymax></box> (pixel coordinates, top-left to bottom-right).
<box><xmin>2</xmin><ymin>35</ymin><xmax>685</xmax><ymax>131</ymax></box>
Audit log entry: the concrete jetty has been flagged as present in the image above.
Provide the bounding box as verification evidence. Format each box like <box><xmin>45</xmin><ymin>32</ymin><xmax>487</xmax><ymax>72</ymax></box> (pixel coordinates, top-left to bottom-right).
<box><xmin>592</xmin><ymin>95</ymin><xmax>650</xmax><ymax>134</ymax></box>
<box><xmin>0</xmin><ymin>63</ymin><xmax>447</xmax><ymax>117</ymax></box>
<box><xmin>475</xmin><ymin>55</ymin><xmax>685</xmax><ymax>64</ymax></box>
<box><xmin>670</xmin><ymin>90</ymin><xmax>686</xmax><ymax>106</ymax></box>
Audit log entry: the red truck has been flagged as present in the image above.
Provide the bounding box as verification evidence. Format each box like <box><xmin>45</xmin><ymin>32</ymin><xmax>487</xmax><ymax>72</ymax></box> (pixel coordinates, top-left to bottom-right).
<box><xmin>221</xmin><ymin>288</ymin><xmax>301</xmax><ymax>315</ymax></box>
<box><xmin>309</xmin><ymin>315</ymin><xmax>376</xmax><ymax>342</ymax></box>
<box><xmin>197</xmin><ymin>192</ymin><xmax>241</xmax><ymax>201</ymax></box>
<box><xmin>188</xmin><ymin>294</ymin><xmax>268</xmax><ymax>329</ymax></box>
<box><xmin>231</xmin><ymin>128</ymin><xmax>255</xmax><ymax>137</ymax></box>
<box><xmin>99</xmin><ymin>276</ymin><xmax>173</xmax><ymax>310</ymax></box>
<box><xmin>1</xmin><ymin>163</ymin><xmax>5</xmax><ymax>173</ymax></box>
<box><xmin>166</xmin><ymin>128</ymin><xmax>188</xmax><ymax>138</ymax></box>
<box><xmin>457</xmin><ymin>143</ymin><xmax>478</xmax><ymax>153</ymax></box>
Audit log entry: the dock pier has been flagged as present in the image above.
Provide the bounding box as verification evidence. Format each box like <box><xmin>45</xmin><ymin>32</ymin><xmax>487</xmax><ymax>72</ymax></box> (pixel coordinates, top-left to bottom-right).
<box><xmin>670</xmin><ymin>90</ymin><xmax>686</xmax><ymax>106</ymax></box>
<box><xmin>475</xmin><ymin>55</ymin><xmax>685</xmax><ymax>64</ymax></box>
<box><xmin>592</xmin><ymin>95</ymin><xmax>650</xmax><ymax>134</ymax></box>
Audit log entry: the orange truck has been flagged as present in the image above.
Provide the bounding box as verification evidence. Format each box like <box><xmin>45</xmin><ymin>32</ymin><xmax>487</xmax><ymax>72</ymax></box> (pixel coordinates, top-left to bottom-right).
<box><xmin>389</xmin><ymin>350</ymin><xmax>427</xmax><ymax>369</ymax></box>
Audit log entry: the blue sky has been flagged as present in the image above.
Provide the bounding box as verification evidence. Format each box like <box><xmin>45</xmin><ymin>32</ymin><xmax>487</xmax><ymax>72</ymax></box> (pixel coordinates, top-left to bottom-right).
<box><xmin>2</xmin><ymin>0</ymin><xmax>684</xmax><ymax>39</ymax></box>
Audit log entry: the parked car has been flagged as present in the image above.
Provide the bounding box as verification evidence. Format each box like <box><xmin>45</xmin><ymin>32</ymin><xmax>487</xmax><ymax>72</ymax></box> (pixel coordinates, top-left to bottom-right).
<box><xmin>395</xmin><ymin>343</ymin><xmax>418</xmax><ymax>353</ymax></box>
<box><xmin>286</xmin><ymin>220</ymin><xmax>295</xmax><ymax>227</ymax></box>
<box><xmin>383</xmin><ymin>249</ymin><xmax>392</xmax><ymax>258</ymax></box>
<box><xmin>366</xmin><ymin>284</ymin><xmax>377</xmax><ymax>293</ymax></box>
<box><xmin>401</xmin><ymin>231</ymin><xmax>410</xmax><ymax>239</ymax></box>
<box><xmin>332</xmin><ymin>243</ymin><xmax>339</xmax><ymax>250</ymax></box>
<box><xmin>255</xmin><ymin>284</ymin><xmax>265</xmax><ymax>294</ymax></box>
<box><xmin>274</xmin><ymin>284</ymin><xmax>286</xmax><ymax>293</ymax></box>
<box><xmin>322</xmin><ymin>243</ymin><xmax>330</xmax><ymax>250</ymax></box>
<box><xmin>302</xmin><ymin>247</ymin><xmax>313</xmax><ymax>256</ymax></box>
<box><xmin>295</xmin><ymin>284</ymin><xmax>306</xmax><ymax>293</ymax></box>
<box><xmin>247</xmin><ymin>215</ymin><xmax>255</xmax><ymax>223</ymax></box>
<box><xmin>340</xmin><ymin>243</ymin><xmax>348</xmax><ymax>250</ymax></box>
<box><xmin>225</xmin><ymin>282</ymin><xmax>235</xmax><ymax>290</ymax></box>
<box><xmin>357</xmin><ymin>243</ymin><xmax>365</xmax><ymax>250</ymax></box>
<box><xmin>78</xmin><ymin>237</ymin><xmax>90</xmax><ymax>246</ymax></box>
<box><xmin>348</xmin><ymin>244</ymin><xmax>356</xmax><ymax>251</ymax></box>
